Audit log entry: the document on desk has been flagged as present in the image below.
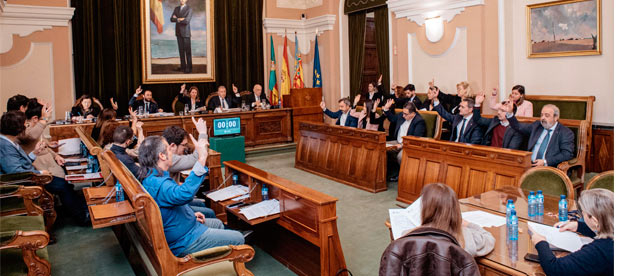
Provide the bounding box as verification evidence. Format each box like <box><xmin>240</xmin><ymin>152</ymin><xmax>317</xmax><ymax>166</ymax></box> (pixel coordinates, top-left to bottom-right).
<box><xmin>239</xmin><ymin>199</ymin><xmax>280</xmax><ymax>220</ymax></box>
<box><xmin>206</xmin><ymin>185</ymin><xmax>249</xmax><ymax>202</ymax></box>
<box><xmin>58</xmin><ymin>138</ymin><xmax>82</xmax><ymax>156</ymax></box>
<box><xmin>462</xmin><ymin>211</ymin><xmax>506</xmax><ymax>228</ymax></box>
<box><xmin>66</xmin><ymin>165</ymin><xmax>88</xmax><ymax>171</ymax></box>
<box><xmin>527</xmin><ymin>222</ymin><xmax>583</xmax><ymax>252</ymax></box>
<box><xmin>389</xmin><ymin>197</ymin><xmax>422</xmax><ymax>239</ymax></box>
<box><xmin>64</xmin><ymin>158</ymin><xmax>87</xmax><ymax>163</ymax></box>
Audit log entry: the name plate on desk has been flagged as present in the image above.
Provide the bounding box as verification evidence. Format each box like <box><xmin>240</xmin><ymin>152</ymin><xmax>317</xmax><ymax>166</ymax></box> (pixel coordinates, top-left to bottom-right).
<box><xmin>213</xmin><ymin>117</ymin><xmax>241</xmax><ymax>136</ymax></box>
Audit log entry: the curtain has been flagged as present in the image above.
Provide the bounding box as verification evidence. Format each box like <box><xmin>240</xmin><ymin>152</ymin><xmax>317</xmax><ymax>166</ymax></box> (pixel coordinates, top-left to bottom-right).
<box><xmin>374</xmin><ymin>6</ymin><xmax>390</xmax><ymax>93</ymax></box>
<box><xmin>344</xmin><ymin>0</ymin><xmax>386</xmax><ymax>14</ymax></box>
<box><xmin>348</xmin><ymin>11</ymin><xmax>366</xmax><ymax>99</ymax></box>
<box><xmin>71</xmin><ymin>0</ymin><xmax>264</xmax><ymax>115</ymax></box>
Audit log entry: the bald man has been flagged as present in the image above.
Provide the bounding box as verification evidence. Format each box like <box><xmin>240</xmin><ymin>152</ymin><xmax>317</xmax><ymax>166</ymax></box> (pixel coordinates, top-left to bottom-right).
<box><xmin>245</xmin><ymin>84</ymin><xmax>270</xmax><ymax>110</ymax></box>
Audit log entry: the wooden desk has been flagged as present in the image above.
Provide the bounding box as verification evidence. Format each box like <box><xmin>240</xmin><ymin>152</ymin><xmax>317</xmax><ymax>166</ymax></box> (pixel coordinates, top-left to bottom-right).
<box><xmin>295</xmin><ymin>121</ymin><xmax>387</xmax><ymax>193</ymax></box>
<box><xmin>50</xmin><ymin>109</ymin><xmax>293</xmax><ymax>147</ymax></box>
<box><xmin>397</xmin><ymin>136</ymin><xmax>532</xmax><ymax>203</ymax></box>
<box><xmin>212</xmin><ymin>160</ymin><xmax>348</xmax><ymax>276</ymax></box>
<box><xmin>283</xmin><ymin>88</ymin><xmax>325</xmax><ymax>141</ymax></box>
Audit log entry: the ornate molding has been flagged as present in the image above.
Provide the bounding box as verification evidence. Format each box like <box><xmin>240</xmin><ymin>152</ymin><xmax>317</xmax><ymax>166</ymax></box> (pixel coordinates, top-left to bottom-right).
<box><xmin>276</xmin><ymin>0</ymin><xmax>323</xmax><ymax>10</ymax></box>
<box><xmin>387</xmin><ymin>0</ymin><xmax>483</xmax><ymax>25</ymax></box>
<box><xmin>263</xmin><ymin>14</ymin><xmax>336</xmax><ymax>55</ymax></box>
<box><xmin>0</xmin><ymin>2</ymin><xmax>75</xmax><ymax>53</ymax></box>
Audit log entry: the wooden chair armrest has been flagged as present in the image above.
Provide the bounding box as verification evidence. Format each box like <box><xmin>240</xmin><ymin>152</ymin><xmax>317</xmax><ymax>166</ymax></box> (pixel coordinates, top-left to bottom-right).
<box><xmin>0</xmin><ymin>185</ymin><xmax>45</xmax><ymax>216</ymax></box>
<box><xmin>0</xmin><ymin>230</ymin><xmax>51</xmax><ymax>275</ymax></box>
<box><xmin>180</xmin><ymin>245</ymin><xmax>255</xmax><ymax>274</ymax></box>
<box><xmin>0</xmin><ymin>173</ymin><xmax>52</xmax><ymax>186</ymax></box>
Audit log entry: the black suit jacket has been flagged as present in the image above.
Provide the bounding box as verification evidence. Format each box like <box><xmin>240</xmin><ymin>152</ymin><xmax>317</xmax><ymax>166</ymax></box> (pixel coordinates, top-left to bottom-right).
<box><xmin>472</xmin><ymin>107</ymin><xmax>524</xmax><ymax>150</ymax></box>
<box><xmin>245</xmin><ymin>93</ymin><xmax>270</xmax><ymax>109</ymax></box>
<box><xmin>323</xmin><ymin>109</ymin><xmax>358</xmax><ymax>127</ymax></box>
<box><xmin>395</xmin><ymin>96</ymin><xmax>423</xmax><ymax>110</ymax></box>
<box><xmin>433</xmin><ymin>103</ymin><xmax>483</xmax><ymax>144</ymax></box>
<box><xmin>178</xmin><ymin>95</ymin><xmax>205</xmax><ymax>110</ymax></box>
<box><xmin>207</xmin><ymin>95</ymin><xmax>241</xmax><ymax>111</ymax></box>
<box><xmin>384</xmin><ymin>109</ymin><xmax>427</xmax><ymax>139</ymax></box>
<box><xmin>437</xmin><ymin>91</ymin><xmax>461</xmax><ymax>115</ymax></box>
<box><xmin>507</xmin><ymin>116</ymin><xmax>575</xmax><ymax>167</ymax></box>
<box><xmin>170</xmin><ymin>5</ymin><xmax>192</xmax><ymax>38</ymax></box>
<box><xmin>130</xmin><ymin>99</ymin><xmax>159</xmax><ymax>114</ymax></box>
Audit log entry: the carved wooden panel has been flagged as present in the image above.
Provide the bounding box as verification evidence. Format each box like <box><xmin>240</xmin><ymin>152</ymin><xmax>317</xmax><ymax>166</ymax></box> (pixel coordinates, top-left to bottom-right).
<box><xmin>295</xmin><ymin>122</ymin><xmax>387</xmax><ymax>193</ymax></box>
<box><xmin>589</xmin><ymin>128</ymin><xmax>614</xmax><ymax>172</ymax></box>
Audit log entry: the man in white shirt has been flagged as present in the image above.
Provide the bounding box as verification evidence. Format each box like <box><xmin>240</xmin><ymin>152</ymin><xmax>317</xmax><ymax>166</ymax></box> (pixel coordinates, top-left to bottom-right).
<box><xmin>207</xmin><ymin>85</ymin><xmax>242</xmax><ymax>112</ymax></box>
<box><xmin>320</xmin><ymin>98</ymin><xmax>358</xmax><ymax>127</ymax></box>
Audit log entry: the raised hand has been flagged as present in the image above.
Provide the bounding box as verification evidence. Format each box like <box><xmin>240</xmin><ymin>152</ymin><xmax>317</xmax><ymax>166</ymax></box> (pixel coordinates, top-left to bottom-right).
<box><xmin>353</xmin><ymin>94</ymin><xmax>361</xmax><ymax>106</ymax></box>
<box><xmin>42</xmin><ymin>104</ymin><xmax>53</xmax><ymax>121</ymax></box>
<box><xmin>189</xmin><ymin>133</ymin><xmax>209</xmax><ymax>166</ymax></box>
<box><xmin>373</xmin><ymin>98</ymin><xmax>381</xmax><ymax>112</ymax></box>
<box><xmin>384</xmin><ymin>98</ymin><xmax>394</xmax><ymax>110</ymax></box>
<box><xmin>377</xmin><ymin>74</ymin><xmax>383</xmax><ymax>85</ymax></box>
<box><xmin>135</xmin><ymin>86</ymin><xmax>143</xmax><ymax>95</ymax></box>
<box><xmin>504</xmin><ymin>99</ymin><xmax>514</xmax><ymax>114</ymax></box>
<box><xmin>191</xmin><ymin>116</ymin><xmax>208</xmax><ymax>136</ymax></box>
<box><xmin>429</xmin><ymin>77</ymin><xmax>435</xmax><ymax>87</ymax></box>
<box><xmin>135</xmin><ymin>121</ymin><xmax>144</xmax><ymax>131</ymax></box>
<box><xmin>320</xmin><ymin>101</ymin><xmax>326</xmax><ymax>110</ymax></box>
<box><xmin>180</xmin><ymin>83</ymin><xmax>186</xmax><ymax>93</ymax></box>
<box><xmin>475</xmin><ymin>91</ymin><xmax>485</xmax><ymax>105</ymax></box>
<box><xmin>232</xmin><ymin>84</ymin><xmax>238</xmax><ymax>94</ymax></box>
<box><xmin>110</xmin><ymin>98</ymin><xmax>118</xmax><ymax>110</ymax></box>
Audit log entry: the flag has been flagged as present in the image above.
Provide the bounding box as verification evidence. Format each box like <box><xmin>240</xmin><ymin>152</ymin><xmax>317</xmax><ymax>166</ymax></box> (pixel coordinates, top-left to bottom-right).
<box><xmin>312</xmin><ymin>35</ymin><xmax>322</xmax><ymax>88</ymax></box>
<box><xmin>150</xmin><ymin>0</ymin><xmax>164</xmax><ymax>34</ymax></box>
<box><xmin>268</xmin><ymin>36</ymin><xmax>279</xmax><ymax>105</ymax></box>
<box><xmin>293</xmin><ymin>33</ymin><xmax>305</xmax><ymax>88</ymax></box>
<box><xmin>280</xmin><ymin>34</ymin><xmax>291</xmax><ymax>106</ymax></box>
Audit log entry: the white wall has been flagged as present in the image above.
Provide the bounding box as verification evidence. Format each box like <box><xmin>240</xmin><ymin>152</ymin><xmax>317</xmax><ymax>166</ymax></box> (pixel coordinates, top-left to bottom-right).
<box><xmin>505</xmin><ymin>0</ymin><xmax>614</xmax><ymax>125</ymax></box>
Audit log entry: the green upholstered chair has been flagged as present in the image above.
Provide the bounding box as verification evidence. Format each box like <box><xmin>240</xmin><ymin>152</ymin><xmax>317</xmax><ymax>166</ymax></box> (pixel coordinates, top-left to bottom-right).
<box><xmin>418</xmin><ymin>111</ymin><xmax>442</xmax><ymax>139</ymax></box>
<box><xmin>586</xmin><ymin>171</ymin><xmax>614</xmax><ymax>192</ymax></box>
<box><xmin>519</xmin><ymin>167</ymin><xmax>575</xmax><ymax>200</ymax></box>
<box><xmin>415</xmin><ymin>92</ymin><xmax>428</xmax><ymax>103</ymax></box>
<box><xmin>557</xmin><ymin>121</ymin><xmax>588</xmax><ymax>191</ymax></box>
<box><xmin>0</xmin><ymin>173</ymin><xmax>56</xmax><ymax>232</ymax></box>
<box><xmin>0</xmin><ymin>185</ymin><xmax>51</xmax><ymax>276</ymax></box>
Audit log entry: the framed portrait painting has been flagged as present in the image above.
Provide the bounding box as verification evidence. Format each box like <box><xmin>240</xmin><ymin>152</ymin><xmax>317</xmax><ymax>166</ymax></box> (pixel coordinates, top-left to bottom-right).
<box><xmin>527</xmin><ymin>0</ymin><xmax>601</xmax><ymax>58</ymax></box>
<box><xmin>141</xmin><ymin>0</ymin><xmax>215</xmax><ymax>83</ymax></box>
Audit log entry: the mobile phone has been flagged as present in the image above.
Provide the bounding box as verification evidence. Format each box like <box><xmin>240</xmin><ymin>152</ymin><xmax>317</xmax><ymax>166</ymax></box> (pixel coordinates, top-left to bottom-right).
<box><xmin>524</xmin><ymin>253</ymin><xmax>540</xmax><ymax>263</ymax></box>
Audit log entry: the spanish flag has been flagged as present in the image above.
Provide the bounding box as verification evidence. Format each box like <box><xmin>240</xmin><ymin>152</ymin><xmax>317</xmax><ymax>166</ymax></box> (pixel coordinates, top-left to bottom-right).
<box><xmin>293</xmin><ymin>33</ymin><xmax>305</xmax><ymax>88</ymax></box>
<box><xmin>268</xmin><ymin>36</ymin><xmax>279</xmax><ymax>105</ymax></box>
<box><xmin>280</xmin><ymin>34</ymin><xmax>291</xmax><ymax>106</ymax></box>
<box><xmin>150</xmin><ymin>0</ymin><xmax>164</xmax><ymax>34</ymax></box>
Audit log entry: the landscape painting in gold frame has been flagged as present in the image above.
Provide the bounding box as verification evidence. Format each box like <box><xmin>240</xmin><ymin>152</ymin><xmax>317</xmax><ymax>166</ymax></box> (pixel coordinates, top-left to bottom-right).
<box><xmin>140</xmin><ymin>0</ymin><xmax>215</xmax><ymax>83</ymax></box>
<box><xmin>527</xmin><ymin>0</ymin><xmax>601</xmax><ymax>58</ymax></box>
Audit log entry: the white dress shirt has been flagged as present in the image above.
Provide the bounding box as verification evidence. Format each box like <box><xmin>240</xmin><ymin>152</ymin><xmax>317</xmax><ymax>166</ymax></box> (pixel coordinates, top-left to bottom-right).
<box><xmin>455</xmin><ymin>114</ymin><xmax>473</xmax><ymax>142</ymax></box>
<box><xmin>339</xmin><ymin>110</ymin><xmax>350</xmax><ymax>126</ymax></box>
<box><xmin>219</xmin><ymin>97</ymin><xmax>228</xmax><ymax>109</ymax></box>
<box><xmin>397</xmin><ymin>119</ymin><xmax>412</xmax><ymax>144</ymax></box>
<box><xmin>531</xmin><ymin>122</ymin><xmax>558</xmax><ymax>163</ymax></box>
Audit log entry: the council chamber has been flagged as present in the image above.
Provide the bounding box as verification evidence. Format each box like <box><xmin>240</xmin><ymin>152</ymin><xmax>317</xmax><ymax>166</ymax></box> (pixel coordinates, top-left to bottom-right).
<box><xmin>0</xmin><ymin>0</ymin><xmax>614</xmax><ymax>275</ymax></box>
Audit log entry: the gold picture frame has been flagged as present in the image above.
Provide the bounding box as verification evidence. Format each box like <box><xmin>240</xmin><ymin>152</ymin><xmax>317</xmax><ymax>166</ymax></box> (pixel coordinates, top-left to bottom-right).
<box><xmin>527</xmin><ymin>0</ymin><xmax>601</xmax><ymax>58</ymax></box>
<box><xmin>140</xmin><ymin>0</ymin><xmax>215</xmax><ymax>83</ymax></box>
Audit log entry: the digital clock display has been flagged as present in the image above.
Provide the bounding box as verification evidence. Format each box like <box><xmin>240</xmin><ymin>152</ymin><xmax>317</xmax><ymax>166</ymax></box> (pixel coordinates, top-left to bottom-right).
<box><xmin>213</xmin><ymin>117</ymin><xmax>241</xmax><ymax>136</ymax></box>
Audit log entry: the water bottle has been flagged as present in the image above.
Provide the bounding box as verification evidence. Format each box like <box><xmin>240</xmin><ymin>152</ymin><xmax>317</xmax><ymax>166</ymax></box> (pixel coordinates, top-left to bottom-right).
<box><xmin>232</xmin><ymin>174</ymin><xmax>238</xmax><ymax>185</ymax></box>
<box><xmin>87</xmin><ymin>155</ymin><xmax>95</xmax><ymax>173</ymax></box>
<box><xmin>527</xmin><ymin>191</ymin><xmax>536</xmax><ymax>217</ymax></box>
<box><xmin>558</xmin><ymin>195</ymin><xmax>568</xmax><ymax>222</ymax></box>
<box><xmin>508</xmin><ymin>210</ymin><xmax>518</xmax><ymax>241</ymax></box>
<box><xmin>506</xmin><ymin>199</ymin><xmax>515</xmax><ymax>224</ymax></box>
<box><xmin>115</xmin><ymin>181</ymin><xmax>124</xmax><ymax>201</ymax></box>
<box><xmin>261</xmin><ymin>186</ymin><xmax>269</xmax><ymax>200</ymax></box>
<box><xmin>536</xmin><ymin>190</ymin><xmax>544</xmax><ymax>216</ymax></box>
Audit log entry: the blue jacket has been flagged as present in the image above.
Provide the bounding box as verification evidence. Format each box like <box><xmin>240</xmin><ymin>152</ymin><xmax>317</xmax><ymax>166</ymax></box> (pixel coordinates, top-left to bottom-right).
<box><xmin>0</xmin><ymin>135</ymin><xmax>40</xmax><ymax>174</ymax></box>
<box><xmin>110</xmin><ymin>144</ymin><xmax>140</xmax><ymax>177</ymax></box>
<box><xmin>384</xmin><ymin>109</ymin><xmax>426</xmax><ymax>138</ymax></box>
<box><xmin>535</xmin><ymin>221</ymin><xmax>613</xmax><ymax>276</ymax></box>
<box><xmin>507</xmin><ymin>116</ymin><xmax>574</xmax><ymax>167</ymax></box>
<box><xmin>433</xmin><ymin>103</ymin><xmax>483</xmax><ymax>144</ymax></box>
<box><xmin>323</xmin><ymin>108</ymin><xmax>358</xmax><ymax>128</ymax></box>
<box><xmin>141</xmin><ymin>163</ymin><xmax>208</xmax><ymax>256</ymax></box>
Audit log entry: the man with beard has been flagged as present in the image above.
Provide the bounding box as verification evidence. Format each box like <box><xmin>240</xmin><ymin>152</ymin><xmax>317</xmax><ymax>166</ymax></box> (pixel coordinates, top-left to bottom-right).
<box><xmin>504</xmin><ymin>101</ymin><xmax>574</xmax><ymax>167</ymax></box>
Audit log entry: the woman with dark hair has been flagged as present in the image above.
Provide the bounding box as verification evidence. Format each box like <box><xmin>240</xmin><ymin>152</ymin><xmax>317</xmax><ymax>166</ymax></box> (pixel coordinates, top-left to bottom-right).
<box><xmin>71</xmin><ymin>94</ymin><xmax>101</xmax><ymax>119</ymax></box>
<box><xmin>92</xmin><ymin>108</ymin><xmax>117</xmax><ymax>142</ymax></box>
<box><xmin>489</xmin><ymin>85</ymin><xmax>533</xmax><ymax>117</ymax></box>
<box><xmin>178</xmin><ymin>84</ymin><xmax>205</xmax><ymax>111</ymax></box>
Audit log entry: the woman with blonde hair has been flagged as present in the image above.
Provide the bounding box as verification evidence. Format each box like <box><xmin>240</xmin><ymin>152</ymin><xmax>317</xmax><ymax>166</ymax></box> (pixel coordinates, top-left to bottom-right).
<box><xmin>429</xmin><ymin>80</ymin><xmax>474</xmax><ymax>115</ymax></box>
<box><xmin>529</xmin><ymin>188</ymin><xmax>614</xmax><ymax>276</ymax></box>
<box><xmin>420</xmin><ymin>183</ymin><xmax>495</xmax><ymax>257</ymax></box>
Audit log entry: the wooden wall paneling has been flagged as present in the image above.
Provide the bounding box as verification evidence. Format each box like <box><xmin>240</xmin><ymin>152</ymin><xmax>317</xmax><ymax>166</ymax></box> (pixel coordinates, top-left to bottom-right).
<box><xmin>589</xmin><ymin>128</ymin><xmax>614</xmax><ymax>172</ymax></box>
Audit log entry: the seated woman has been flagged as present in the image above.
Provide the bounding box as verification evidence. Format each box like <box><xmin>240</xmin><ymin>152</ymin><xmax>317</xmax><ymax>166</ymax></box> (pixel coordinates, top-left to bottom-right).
<box><xmin>419</xmin><ymin>183</ymin><xmax>495</xmax><ymax>257</ymax></box>
<box><xmin>178</xmin><ymin>84</ymin><xmax>205</xmax><ymax>111</ymax></box>
<box><xmin>92</xmin><ymin>108</ymin><xmax>117</xmax><ymax>142</ymax></box>
<box><xmin>71</xmin><ymin>94</ymin><xmax>101</xmax><ymax>119</ymax></box>
<box><xmin>488</xmin><ymin>85</ymin><xmax>533</xmax><ymax>117</ymax></box>
<box><xmin>350</xmin><ymin>95</ymin><xmax>384</xmax><ymax>131</ymax></box>
<box><xmin>529</xmin><ymin>188</ymin><xmax>613</xmax><ymax>276</ymax></box>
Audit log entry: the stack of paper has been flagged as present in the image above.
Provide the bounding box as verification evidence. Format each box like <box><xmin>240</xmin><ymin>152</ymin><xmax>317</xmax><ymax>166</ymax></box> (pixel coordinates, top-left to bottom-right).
<box><xmin>58</xmin><ymin>138</ymin><xmax>82</xmax><ymax>156</ymax></box>
<box><xmin>527</xmin><ymin>222</ymin><xmax>584</xmax><ymax>252</ymax></box>
<box><xmin>206</xmin><ymin>185</ymin><xmax>249</xmax><ymax>202</ymax></box>
<box><xmin>66</xmin><ymin>165</ymin><xmax>88</xmax><ymax>171</ymax></box>
<box><xmin>64</xmin><ymin>158</ymin><xmax>87</xmax><ymax>163</ymax></box>
<box><xmin>65</xmin><ymin>172</ymin><xmax>102</xmax><ymax>181</ymax></box>
<box><xmin>462</xmin><ymin>211</ymin><xmax>507</xmax><ymax>228</ymax></box>
<box><xmin>389</xmin><ymin>197</ymin><xmax>422</xmax><ymax>239</ymax></box>
<box><xmin>239</xmin><ymin>199</ymin><xmax>280</xmax><ymax>220</ymax></box>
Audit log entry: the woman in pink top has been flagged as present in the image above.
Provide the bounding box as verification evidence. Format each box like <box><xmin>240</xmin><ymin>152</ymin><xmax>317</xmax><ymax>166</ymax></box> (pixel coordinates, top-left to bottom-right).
<box><xmin>351</xmin><ymin>95</ymin><xmax>383</xmax><ymax>131</ymax></box>
<box><xmin>489</xmin><ymin>85</ymin><xmax>533</xmax><ymax>117</ymax></box>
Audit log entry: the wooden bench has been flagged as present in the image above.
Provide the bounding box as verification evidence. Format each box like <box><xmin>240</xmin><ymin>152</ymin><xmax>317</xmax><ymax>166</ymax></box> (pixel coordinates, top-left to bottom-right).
<box><xmin>211</xmin><ymin>160</ymin><xmax>348</xmax><ymax>276</ymax></box>
<box><xmin>98</xmin><ymin>150</ymin><xmax>256</xmax><ymax>276</ymax></box>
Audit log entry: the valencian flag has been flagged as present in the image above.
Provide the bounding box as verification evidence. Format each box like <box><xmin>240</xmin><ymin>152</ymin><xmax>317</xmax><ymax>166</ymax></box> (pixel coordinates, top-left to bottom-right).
<box><xmin>312</xmin><ymin>35</ymin><xmax>322</xmax><ymax>88</ymax></box>
<box><xmin>293</xmin><ymin>33</ymin><xmax>305</xmax><ymax>88</ymax></box>
<box><xmin>280</xmin><ymin>34</ymin><xmax>291</xmax><ymax>106</ymax></box>
<box><xmin>268</xmin><ymin>36</ymin><xmax>279</xmax><ymax>105</ymax></box>
<box><xmin>150</xmin><ymin>0</ymin><xmax>164</xmax><ymax>33</ymax></box>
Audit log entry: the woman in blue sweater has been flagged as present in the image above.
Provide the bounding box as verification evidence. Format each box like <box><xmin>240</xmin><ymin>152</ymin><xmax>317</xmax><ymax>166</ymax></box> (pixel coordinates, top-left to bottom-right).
<box><xmin>529</xmin><ymin>188</ymin><xmax>614</xmax><ymax>276</ymax></box>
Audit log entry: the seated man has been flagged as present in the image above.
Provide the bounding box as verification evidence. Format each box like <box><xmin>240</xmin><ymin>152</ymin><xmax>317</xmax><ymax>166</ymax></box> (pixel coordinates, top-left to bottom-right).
<box><xmin>504</xmin><ymin>102</ymin><xmax>574</xmax><ymax>167</ymax></box>
<box><xmin>138</xmin><ymin>135</ymin><xmax>244</xmax><ymax>257</ymax></box>
<box><xmin>0</xmin><ymin>111</ymin><xmax>89</xmax><ymax>225</ymax></box>
<box><xmin>246</xmin><ymin>84</ymin><xmax>270</xmax><ymax>110</ymax></box>
<box><xmin>320</xmin><ymin>98</ymin><xmax>358</xmax><ymax>128</ymax></box>
<box><xmin>382</xmin><ymin>99</ymin><xmax>426</xmax><ymax>181</ymax></box>
<box><xmin>472</xmin><ymin>93</ymin><xmax>524</xmax><ymax>150</ymax></box>
<box><xmin>394</xmin><ymin>84</ymin><xmax>423</xmax><ymax>110</ymax></box>
<box><xmin>110</xmin><ymin>126</ymin><xmax>141</xmax><ymax>177</ymax></box>
<box><xmin>129</xmin><ymin>86</ymin><xmax>163</xmax><ymax>113</ymax></box>
<box><xmin>427</xmin><ymin>88</ymin><xmax>483</xmax><ymax>144</ymax></box>
<box><xmin>207</xmin><ymin>85</ymin><xmax>242</xmax><ymax>112</ymax></box>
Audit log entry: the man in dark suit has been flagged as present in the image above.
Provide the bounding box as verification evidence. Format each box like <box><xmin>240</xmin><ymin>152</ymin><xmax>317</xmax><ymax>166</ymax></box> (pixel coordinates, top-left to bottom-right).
<box><xmin>207</xmin><ymin>85</ymin><xmax>242</xmax><ymax>112</ymax></box>
<box><xmin>428</xmin><ymin>88</ymin><xmax>483</xmax><ymax>145</ymax></box>
<box><xmin>505</xmin><ymin>102</ymin><xmax>574</xmax><ymax>167</ymax></box>
<box><xmin>472</xmin><ymin>93</ymin><xmax>524</xmax><ymax>150</ymax></box>
<box><xmin>245</xmin><ymin>84</ymin><xmax>270</xmax><ymax>110</ymax></box>
<box><xmin>320</xmin><ymin>98</ymin><xmax>358</xmax><ymax>128</ymax></box>
<box><xmin>170</xmin><ymin>0</ymin><xmax>193</xmax><ymax>73</ymax></box>
<box><xmin>129</xmin><ymin>86</ymin><xmax>163</xmax><ymax>114</ymax></box>
<box><xmin>383</xmin><ymin>99</ymin><xmax>426</xmax><ymax>181</ymax></box>
<box><xmin>395</xmin><ymin>84</ymin><xmax>423</xmax><ymax>109</ymax></box>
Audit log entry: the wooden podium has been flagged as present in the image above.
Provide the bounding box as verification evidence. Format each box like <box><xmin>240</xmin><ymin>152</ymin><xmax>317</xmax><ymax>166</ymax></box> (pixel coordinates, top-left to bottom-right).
<box><xmin>283</xmin><ymin>88</ymin><xmax>324</xmax><ymax>141</ymax></box>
